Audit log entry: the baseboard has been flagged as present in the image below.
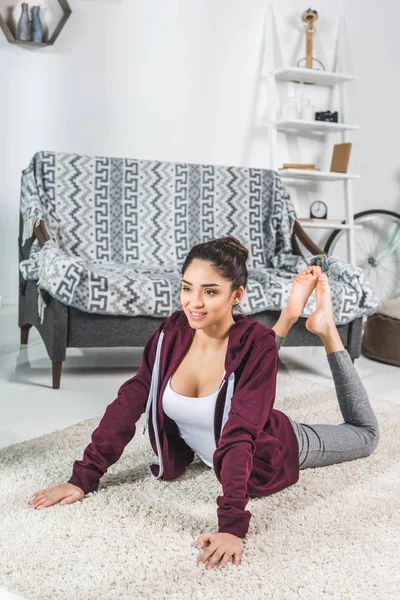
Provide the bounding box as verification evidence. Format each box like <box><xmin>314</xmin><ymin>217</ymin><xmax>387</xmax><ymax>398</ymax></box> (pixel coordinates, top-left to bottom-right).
<box><xmin>0</xmin><ymin>297</ymin><xmax>18</xmax><ymax>307</ymax></box>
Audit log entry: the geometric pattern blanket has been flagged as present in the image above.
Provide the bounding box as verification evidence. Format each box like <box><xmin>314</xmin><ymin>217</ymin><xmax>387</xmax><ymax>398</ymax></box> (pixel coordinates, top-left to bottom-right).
<box><xmin>19</xmin><ymin>151</ymin><xmax>380</xmax><ymax>325</ymax></box>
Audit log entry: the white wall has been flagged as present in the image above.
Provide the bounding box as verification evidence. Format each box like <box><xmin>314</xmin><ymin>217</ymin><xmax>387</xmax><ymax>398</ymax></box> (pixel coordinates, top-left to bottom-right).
<box><xmin>1</xmin><ymin>0</ymin><xmax>400</xmax><ymax>305</ymax></box>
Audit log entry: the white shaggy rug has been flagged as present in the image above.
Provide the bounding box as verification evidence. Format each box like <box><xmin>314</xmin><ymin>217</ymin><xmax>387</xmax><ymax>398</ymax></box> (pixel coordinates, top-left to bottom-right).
<box><xmin>1</xmin><ymin>372</ymin><xmax>399</xmax><ymax>600</ymax></box>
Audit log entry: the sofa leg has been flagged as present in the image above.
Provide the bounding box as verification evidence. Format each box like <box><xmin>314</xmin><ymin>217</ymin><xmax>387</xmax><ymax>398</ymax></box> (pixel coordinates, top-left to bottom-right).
<box><xmin>52</xmin><ymin>361</ymin><xmax>63</xmax><ymax>389</ymax></box>
<box><xmin>20</xmin><ymin>326</ymin><xmax>31</xmax><ymax>345</ymax></box>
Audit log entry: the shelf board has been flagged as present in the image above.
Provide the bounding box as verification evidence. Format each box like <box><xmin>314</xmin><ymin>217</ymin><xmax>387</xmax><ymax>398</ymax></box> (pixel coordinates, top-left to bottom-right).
<box><xmin>298</xmin><ymin>220</ymin><xmax>363</xmax><ymax>230</ymax></box>
<box><xmin>274</xmin><ymin>67</ymin><xmax>358</xmax><ymax>86</ymax></box>
<box><xmin>274</xmin><ymin>119</ymin><xmax>360</xmax><ymax>134</ymax></box>
<box><xmin>8</xmin><ymin>40</ymin><xmax>51</xmax><ymax>47</ymax></box>
<box><xmin>278</xmin><ymin>169</ymin><xmax>360</xmax><ymax>182</ymax></box>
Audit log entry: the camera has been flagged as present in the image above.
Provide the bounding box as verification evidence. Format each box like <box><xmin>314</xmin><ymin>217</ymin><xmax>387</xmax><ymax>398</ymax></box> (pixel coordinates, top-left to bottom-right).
<box><xmin>315</xmin><ymin>111</ymin><xmax>339</xmax><ymax>123</ymax></box>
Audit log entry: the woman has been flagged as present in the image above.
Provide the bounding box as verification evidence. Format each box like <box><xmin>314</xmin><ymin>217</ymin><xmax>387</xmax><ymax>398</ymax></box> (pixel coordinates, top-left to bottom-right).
<box><xmin>28</xmin><ymin>236</ymin><xmax>379</xmax><ymax>571</ymax></box>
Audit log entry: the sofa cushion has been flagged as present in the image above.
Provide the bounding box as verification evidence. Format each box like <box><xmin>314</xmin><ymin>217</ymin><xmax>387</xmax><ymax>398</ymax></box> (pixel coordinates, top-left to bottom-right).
<box><xmin>20</xmin><ymin>239</ymin><xmax>379</xmax><ymax>326</ymax></box>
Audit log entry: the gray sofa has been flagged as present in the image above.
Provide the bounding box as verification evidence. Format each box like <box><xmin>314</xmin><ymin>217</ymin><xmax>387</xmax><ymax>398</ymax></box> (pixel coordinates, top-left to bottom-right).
<box><xmin>18</xmin><ymin>152</ymin><xmax>377</xmax><ymax>388</ymax></box>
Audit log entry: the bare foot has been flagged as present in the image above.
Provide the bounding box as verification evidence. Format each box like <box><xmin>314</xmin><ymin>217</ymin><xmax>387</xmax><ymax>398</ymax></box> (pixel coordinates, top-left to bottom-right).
<box><xmin>283</xmin><ymin>265</ymin><xmax>322</xmax><ymax>322</ymax></box>
<box><xmin>305</xmin><ymin>273</ymin><xmax>335</xmax><ymax>337</ymax></box>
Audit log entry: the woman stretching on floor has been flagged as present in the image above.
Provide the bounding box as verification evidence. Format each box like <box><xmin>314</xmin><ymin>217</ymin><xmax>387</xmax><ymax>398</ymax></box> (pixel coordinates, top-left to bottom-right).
<box><xmin>28</xmin><ymin>237</ymin><xmax>380</xmax><ymax>571</ymax></box>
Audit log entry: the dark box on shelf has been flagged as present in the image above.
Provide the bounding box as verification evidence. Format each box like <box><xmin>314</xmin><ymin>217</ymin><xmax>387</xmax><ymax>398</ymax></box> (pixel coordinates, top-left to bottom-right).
<box><xmin>315</xmin><ymin>111</ymin><xmax>339</xmax><ymax>122</ymax></box>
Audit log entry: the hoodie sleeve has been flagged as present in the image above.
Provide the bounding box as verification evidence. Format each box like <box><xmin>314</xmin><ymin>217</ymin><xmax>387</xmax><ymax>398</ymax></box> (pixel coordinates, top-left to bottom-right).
<box><xmin>67</xmin><ymin>321</ymin><xmax>167</xmax><ymax>494</ymax></box>
<box><xmin>213</xmin><ymin>332</ymin><xmax>279</xmax><ymax>538</ymax></box>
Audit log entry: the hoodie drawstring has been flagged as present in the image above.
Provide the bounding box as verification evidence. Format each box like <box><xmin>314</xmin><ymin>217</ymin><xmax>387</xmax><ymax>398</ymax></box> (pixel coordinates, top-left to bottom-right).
<box><xmin>143</xmin><ymin>331</ymin><xmax>165</xmax><ymax>479</ymax></box>
<box><xmin>143</xmin><ymin>331</ymin><xmax>164</xmax><ymax>435</ymax></box>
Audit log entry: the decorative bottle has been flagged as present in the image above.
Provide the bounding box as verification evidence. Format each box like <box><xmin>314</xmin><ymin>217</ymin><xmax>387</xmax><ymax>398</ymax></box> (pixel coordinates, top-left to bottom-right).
<box><xmin>16</xmin><ymin>3</ymin><xmax>31</xmax><ymax>42</ymax></box>
<box><xmin>31</xmin><ymin>6</ymin><xmax>43</xmax><ymax>43</ymax></box>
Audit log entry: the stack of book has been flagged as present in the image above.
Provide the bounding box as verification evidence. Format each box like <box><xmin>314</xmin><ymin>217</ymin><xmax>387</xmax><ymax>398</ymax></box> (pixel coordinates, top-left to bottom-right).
<box><xmin>281</xmin><ymin>163</ymin><xmax>320</xmax><ymax>170</ymax></box>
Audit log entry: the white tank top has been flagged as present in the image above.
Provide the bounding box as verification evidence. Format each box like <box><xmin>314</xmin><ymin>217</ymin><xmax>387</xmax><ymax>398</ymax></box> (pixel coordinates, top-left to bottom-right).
<box><xmin>162</xmin><ymin>375</ymin><xmax>224</xmax><ymax>468</ymax></box>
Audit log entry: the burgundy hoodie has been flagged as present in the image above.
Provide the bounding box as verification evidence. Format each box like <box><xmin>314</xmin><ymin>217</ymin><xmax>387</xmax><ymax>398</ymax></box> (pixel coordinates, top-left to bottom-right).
<box><xmin>68</xmin><ymin>310</ymin><xmax>299</xmax><ymax>538</ymax></box>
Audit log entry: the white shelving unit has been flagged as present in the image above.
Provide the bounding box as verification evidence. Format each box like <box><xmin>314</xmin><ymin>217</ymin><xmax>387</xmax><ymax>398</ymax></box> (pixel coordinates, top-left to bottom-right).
<box><xmin>265</xmin><ymin>16</ymin><xmax>360</xmax><ymax>266</ymax></box>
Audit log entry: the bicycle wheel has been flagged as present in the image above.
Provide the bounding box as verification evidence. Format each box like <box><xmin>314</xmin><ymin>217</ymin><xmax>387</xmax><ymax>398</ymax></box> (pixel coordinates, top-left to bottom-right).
<box><xmin>324</xmin><ymin>209</ymin><xmax>400</xmax><ymax>301</ymax></box>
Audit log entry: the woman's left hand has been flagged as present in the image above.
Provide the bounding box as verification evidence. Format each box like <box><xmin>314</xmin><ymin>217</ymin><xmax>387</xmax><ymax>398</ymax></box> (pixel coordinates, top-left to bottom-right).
<box><xmin>196</xmin><ymin>532</ymin><xmax>244</xmax><ymax>570</ymax></box>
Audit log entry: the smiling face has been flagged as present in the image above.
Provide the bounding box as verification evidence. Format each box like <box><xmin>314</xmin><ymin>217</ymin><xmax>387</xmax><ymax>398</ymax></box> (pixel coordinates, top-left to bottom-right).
<box><xmin>181</xmin><ymin>259</ymin><xmax>245</xmax><ymax>332</ymax></box>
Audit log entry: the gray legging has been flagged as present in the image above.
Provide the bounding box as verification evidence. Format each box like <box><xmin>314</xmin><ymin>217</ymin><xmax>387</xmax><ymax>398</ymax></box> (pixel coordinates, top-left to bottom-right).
<box><xmin>275</xmin><ymin>335</ymin><xmax>380</xmax><ymax>469</ymax></box>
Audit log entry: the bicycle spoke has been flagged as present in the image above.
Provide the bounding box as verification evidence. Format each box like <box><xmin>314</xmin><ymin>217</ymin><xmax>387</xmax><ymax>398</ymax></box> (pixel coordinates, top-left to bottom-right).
<box><xmin>375</xmin><ymin>262</ymin><xmax>397</xmax><ymax>298</ymax></box>
<box><xmin>377</xmin><ymin>263</ymin><xmax>398</xmax><ymax>285</ymax></box>
<box><xmin>363</xmin><ymin>264</ymin><xmax>373</xmax><ymax>278</ymax></box>
<box><xmin>359</xmin><ymin>226</ymin><xmax>379</xmax><ymax>256</ymax></box>
<box><xmin>355</xmin><ymin>235</ymin><xmax>372</xmax><ymax>256</ymax></box>
<box><xmin>370</xmin><ymin>221</ymin><xmax>383</xmax><ymax>252</ymax></box>
<box><xmin>375</xmin><ymin>269</ymin><xmax>392</xmax><ymax>299</ymax></box>
<box><xmin>364</xmin><ymin>222</ymin><xmax>386</xmax><ymax>257</ymax></box>
<box><xmin>379</xmin><ymin>260</ymin><xmax>398</xmax><ymax>273</ymax></box>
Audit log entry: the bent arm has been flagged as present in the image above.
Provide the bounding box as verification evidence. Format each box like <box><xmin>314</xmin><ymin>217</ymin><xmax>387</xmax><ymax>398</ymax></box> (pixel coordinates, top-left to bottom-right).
<box><xmin>68</xmin><ymin>377</ymin><xmax>148</xmax><ymax>493</ymax></box>
<box><xmin>68</xmin><ymin>324</ymin><xmax>165</xmax><ymax>494</ymax></box>
<box><xmin>213</xmin><ymin>335</ymin><xmax>279</xmax><ymax>538</ymax></box>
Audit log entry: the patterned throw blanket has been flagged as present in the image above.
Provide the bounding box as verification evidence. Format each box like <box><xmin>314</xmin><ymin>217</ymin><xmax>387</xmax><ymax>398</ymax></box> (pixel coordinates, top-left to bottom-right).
<box><xmin>19</xmin><ymin>151</ymin><xmax>380</xmax><ymax>325</ymax></box>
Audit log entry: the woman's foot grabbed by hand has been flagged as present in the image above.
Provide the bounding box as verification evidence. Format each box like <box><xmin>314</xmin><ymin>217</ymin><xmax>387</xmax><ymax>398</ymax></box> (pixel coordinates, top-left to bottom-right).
<box><xmin>305</xmin><ymin>274</ymin><xmax>344</xmax><ymax>352</ymax></box>
<box><xmin>282</xmin><ymin>265</ymin><xmax>322</xmax><ymax>323</ymax></box>
<box><xmin>305</xmin><ymin>273</ymin><xmax>335</xmax><ymax>336</ymax></box>
<box><xmin>29</xmin><ymin>483</ymin><xmax>84</xmax><ymax>510</ymax></box>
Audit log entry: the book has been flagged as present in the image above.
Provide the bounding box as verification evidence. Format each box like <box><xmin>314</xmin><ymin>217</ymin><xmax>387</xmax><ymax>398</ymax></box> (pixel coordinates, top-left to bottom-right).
<box><xmin>330</xmin><ymin>143</ymin><xmax>352</xmax><ymax>173</ymax></box>
<box><xmin>281</xmin><ymin>163</ymin><xmax>317</xmax><ymax>169</ymax></box>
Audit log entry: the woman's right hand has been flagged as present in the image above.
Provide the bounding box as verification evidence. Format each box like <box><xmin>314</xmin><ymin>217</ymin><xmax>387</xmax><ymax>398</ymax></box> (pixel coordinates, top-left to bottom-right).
<box><xmin>29</xmin><ymin>483</ymin><xmax>84</xmax><ymax>510</ymax></box>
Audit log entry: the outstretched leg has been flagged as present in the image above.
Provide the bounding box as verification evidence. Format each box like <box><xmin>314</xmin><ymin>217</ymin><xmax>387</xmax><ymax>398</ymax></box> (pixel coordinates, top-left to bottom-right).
<box><xmin>286</xmin><ymin>274</ymin><xmax>380</xmax><ymax>469</ymax></box>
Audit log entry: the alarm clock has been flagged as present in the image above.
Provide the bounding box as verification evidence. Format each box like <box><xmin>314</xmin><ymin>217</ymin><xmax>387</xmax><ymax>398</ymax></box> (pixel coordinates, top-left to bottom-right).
<box><xmin>310</xmin><ymin>200</ymin><xmax>328</xmax><ymax>219</ymax></box>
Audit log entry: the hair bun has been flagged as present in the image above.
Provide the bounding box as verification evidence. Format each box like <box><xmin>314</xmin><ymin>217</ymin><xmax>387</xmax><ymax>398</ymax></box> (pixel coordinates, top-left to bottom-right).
<box><xmin>221</xmin><ymin>236</ymin><xmax>249</xmax><ymax>262</ymax></box>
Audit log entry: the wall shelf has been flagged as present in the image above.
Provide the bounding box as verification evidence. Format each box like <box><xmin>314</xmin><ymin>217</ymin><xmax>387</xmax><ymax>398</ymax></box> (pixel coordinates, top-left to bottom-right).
<box><xmin>0</xmin><ymin>0</ymin><xmax>72</xmax><ymax>46</ymax></box>
<box><xmin>273</xmin><ymin>119</ymin><xmax>360</xmax><ymax>134</ymax></box>
<box><xmin>278</xmin><ymin>169</ymin><xmax>360</xmax><ymax>182</ymax></box>
<box><xmin>298</xmin><ymin>220</ymin><xmax>363</xmax><ymax>230</ymax></box>
<box><xmin>273</xmin><ymin>67</ymin><xmax>358</xmax><ymax>86</ymax></box>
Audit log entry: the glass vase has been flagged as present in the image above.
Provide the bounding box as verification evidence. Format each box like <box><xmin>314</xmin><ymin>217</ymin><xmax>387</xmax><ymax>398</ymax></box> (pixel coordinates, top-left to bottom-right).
<box><xmin>31</xmin><ymin>6</ymin><xmax>44</xmax><ymax>43</ymax></box>
<box><xmin>16</xmin><ymin>2</ymin><xmax>31</xmax><ymax>42</ymax></box>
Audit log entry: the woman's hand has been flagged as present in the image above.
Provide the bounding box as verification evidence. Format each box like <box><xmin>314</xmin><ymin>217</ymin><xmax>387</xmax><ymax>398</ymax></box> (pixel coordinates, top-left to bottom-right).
<box><xmin>196</xmin><ymin>532</ymin><xmax>244</xmax><ymax>570</ymax></box>
<box><xmin>29</xmin><ymin>483</ymin><xmax>84</xmax><ymax>510</ymax></box>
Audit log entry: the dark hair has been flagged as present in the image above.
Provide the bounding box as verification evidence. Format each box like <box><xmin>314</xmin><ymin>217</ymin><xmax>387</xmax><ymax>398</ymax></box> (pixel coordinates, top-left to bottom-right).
<box><xmin>181</xmin><ymin>236</ymin><xmax>249</xmax><ymax>314</ymax></box>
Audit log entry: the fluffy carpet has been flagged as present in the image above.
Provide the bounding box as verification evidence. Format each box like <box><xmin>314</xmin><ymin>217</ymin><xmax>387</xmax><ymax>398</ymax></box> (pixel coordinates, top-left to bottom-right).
<box><xmin>1</xmin><ymin>372</ymin><xmax>399</xmax><ymax>600</ymax></box>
